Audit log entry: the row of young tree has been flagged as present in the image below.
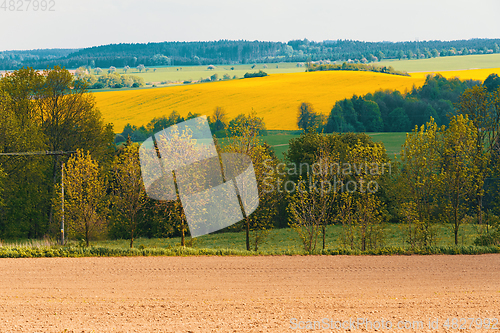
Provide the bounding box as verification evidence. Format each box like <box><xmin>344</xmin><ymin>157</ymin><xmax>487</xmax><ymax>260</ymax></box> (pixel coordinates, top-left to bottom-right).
<box><xmin>2</xmin><ymin>39</ymin><xmax>499</xmax><ymax>70</ymax></box>
<box><xmin>49</xmin><ymin>112</ymin><xmax>281</xmax><ymax>250</ymax></box>
<box><xmin>74</xmin><ymin>69</ymin><xmax>145</xmax><ymax>89</ymax></box>
<box><xmin>117</xmin><ymin>107</ymin><xmax>268</xmax><ymax>143</ymax></box>
<box><xmin>290</xmin><ymin>82</ymin><xmax>500</xmax><ymax>251</ymax></box>
<box><xmin>297</xmin><ymin>73</ymin><xmax>500</xmax><ymax>133</ymax></box>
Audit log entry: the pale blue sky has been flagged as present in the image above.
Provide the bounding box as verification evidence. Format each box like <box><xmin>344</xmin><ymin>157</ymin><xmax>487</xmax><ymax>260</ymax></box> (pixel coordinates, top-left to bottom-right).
<box><xmin>1</xmin><ymin>0</ymin><xmax>499</xmax><ymax>51</ymax></box>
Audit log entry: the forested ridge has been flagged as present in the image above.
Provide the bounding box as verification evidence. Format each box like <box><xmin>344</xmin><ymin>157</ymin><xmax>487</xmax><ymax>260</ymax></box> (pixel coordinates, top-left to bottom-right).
<box><xmin>1</xmin><ymin>38</ymin><xmax>499</xmax><ymax>70</ymax></box>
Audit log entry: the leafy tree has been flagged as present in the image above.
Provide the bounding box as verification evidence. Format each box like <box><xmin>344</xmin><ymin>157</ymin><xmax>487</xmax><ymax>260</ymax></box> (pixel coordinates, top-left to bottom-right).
<box><xmin>399</xmin><ymin>118</ymin><xmax>442</xmax><ymax>246</ymax></box>
<box><xmin>439</xmin><ymin>115</ymin><xmax>483</xmax><ymax>245</ymax></box>
<box><xmin>209</xmin><ymin>106</ymin><xmax>228</xmax><ymax>132</ymax></box>
<box><xmin>458</xmin><ymin>85</ymin><xmax>500</xmax><ymax>224</ymax></box>
<box><xmin>388</xmin><ymin>107</ymin><xmax>411</xmax><ymax>131</ymax></box>
<box><xmin>359</xmin><ymin>100</ymin><xmax>383</xmax><ymax>132</ymax></box>
<box><xmin>228</xmin><ymin>113</ymin><xmax>267</xmax><ymax>136</ymax></box>
<box><xmin>325</xmin><ymin>103</ymin><xmax>346</xmax><ymax>133</ymax></box>
<box><xmin>342</xmin><ymin>140</ymin><xmax>386</xmax><ymax>251</ymax></box>
<box><xmin>376</xmin><ymin>51</ymin><xmax>384</xmax><ymax>61</ymax></box>
<box><xmin>223</xmin><ymin>111</ymin><xmax>276</xmax><ymax>250</ymax></box>
<box><xmin>136</xmin><ymin>64</ymin><xmax>145</xmax><ymax>72</ymax></box>
<box><xmin>288</xmin><ymin>142</ymin><xmax>338</xmax><ymax>252</ymax></box>
<box><xmin>0</xmin><ymin>69</ymin><xmax>51</xmax><ymax>238</ymax></box>
<box><xmin>297</xmin><ymin>102</ymin><xmax>319</xmax><ymax>132</ymax></box>
<box><xmin>60</xmin><ymin>150</ymin><xmax>107</xmax><ymax>246</ymax></box>
<box><xmin>111</xmin><ymin>142</ymin><xmax>147</xmax><ymax>248</ymax></box>
<box><xmin>145</xmin><ymin>111</ymin><xmax>184</xmax><ymax>134</ymax></box>
<box><xmin>484</xmin><ymin>73</ymin><xmax>500</xmax><ymax>93</ymax></box>
<box><xmin>123</xmin><ymin>65</ymin><xmax>130</xmax><ymax>73</ymax></box>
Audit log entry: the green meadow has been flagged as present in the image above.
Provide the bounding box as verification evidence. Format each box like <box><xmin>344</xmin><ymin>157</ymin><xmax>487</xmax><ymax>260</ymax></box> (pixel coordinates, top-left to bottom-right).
<box><xmin>261</xmin><ymin>132</ymin><xmax>407</xmax><ymax>159</ymax></box>
<box><xmin>101</xmin><ymin>54</ymin><xmax>500</xmax><ymax>85</ymax></box>
<box><xmin>115</xmin><ymin>62</ymin><xmax>305</xmax><ymax>84</ymax></box>
<box><xmin>377</xmin><ymin>53</ymin><xmax>500</xmax><ymax>72</ymax></box>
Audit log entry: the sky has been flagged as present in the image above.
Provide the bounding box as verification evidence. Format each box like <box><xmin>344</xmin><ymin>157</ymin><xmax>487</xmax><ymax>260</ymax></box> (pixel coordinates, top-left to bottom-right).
<box><xmin>1</xmin><ymin>0</ymin><xmax>499</xmax><ymax>51</ymax></box>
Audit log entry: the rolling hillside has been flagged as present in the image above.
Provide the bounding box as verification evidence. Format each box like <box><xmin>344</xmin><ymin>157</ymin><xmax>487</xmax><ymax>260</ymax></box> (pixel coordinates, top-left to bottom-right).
<box><xmin>94</xmin><ymin>70</ymin><xmax>426</xmax><ymax>132</ymax></box>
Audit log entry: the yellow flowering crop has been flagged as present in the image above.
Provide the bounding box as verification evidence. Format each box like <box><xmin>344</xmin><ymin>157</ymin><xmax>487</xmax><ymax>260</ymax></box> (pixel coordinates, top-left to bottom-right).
<box><xmin>93</xmin><ymin>71</ymin><xmax>430</xmax><ymax>132</ymax></box>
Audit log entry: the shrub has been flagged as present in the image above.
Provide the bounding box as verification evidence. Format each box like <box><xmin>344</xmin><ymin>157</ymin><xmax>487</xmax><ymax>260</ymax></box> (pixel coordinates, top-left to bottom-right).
<box><xmin>132</xmin><ymin>82</ymin><xmax>140</xmax><ymax>88</ymax></box>
<box><xmin>244</xmin><ymin>70</ymin><xmax>268</xmax><ymax>78</ymax></box>
<box><xmin>90</xmin><ymin>82</ymin><xmax>105</xmax><ymax>89</ymax></box>
<box><xmin>114</xmin><ymin>134</ymin><xmax>125</xmax><ymax>144</ymax></box>
<box><xmin>473</xmin><ymin>232</ymin><xmax>500</xmax><ymax>246</ymax></box>
<box><xmin>307</xmin><ymin>62</ymin><xmax>409</xmax><ymax>76</ymax></box>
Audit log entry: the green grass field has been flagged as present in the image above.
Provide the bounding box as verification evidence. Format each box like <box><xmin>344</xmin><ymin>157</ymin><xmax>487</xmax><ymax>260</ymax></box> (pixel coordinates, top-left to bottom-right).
<box><xmin>261</xmin><ymin>132</ymin><xmax>407</xmax><ymax>159</ymax></box>
<box><xmin>96</xmin><ymin>223</ymin><xmax>481</xmax><ymax>252</ymax></box>
<box><xmin>113</xmin><ymin>62</ymin><xmax>305</xmax><ymax>84</ymax></box>
<box><xmin>100</xmin><ymin>54</ymin><xmax>500</xmax><ymax>85</ymax></box>
<box><xmin>377</xmin><ymin>53</ymin><xmax>500</xmax><ymax>72</ymax></box>
<box><xmin>0</xmin><ymin>223</ymin><xmax>484</xmax><ymax>253</ymax></box>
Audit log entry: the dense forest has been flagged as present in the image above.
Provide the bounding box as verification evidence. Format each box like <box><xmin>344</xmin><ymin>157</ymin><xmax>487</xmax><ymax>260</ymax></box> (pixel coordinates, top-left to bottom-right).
<box><xmin>1</xmin><ymin>38</ymin><xmax>499</xmax><ymax>70</ymax></box>
<box><xmin>293</xmin><ymin>74</ymin><xmax>500</xmax><ymax>133</ymax></box>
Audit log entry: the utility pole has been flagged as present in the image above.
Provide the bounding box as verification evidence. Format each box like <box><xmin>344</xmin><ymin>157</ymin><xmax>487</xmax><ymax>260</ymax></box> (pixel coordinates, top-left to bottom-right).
<box><xmin>0</xmin><ymin>150</ymin><xmax>75</xmax><ymax>245</ymax></box>
<box><xmin>61</xmin><ymin>162</ymin><xmax>65</xmax><ymax>245</ymax></box>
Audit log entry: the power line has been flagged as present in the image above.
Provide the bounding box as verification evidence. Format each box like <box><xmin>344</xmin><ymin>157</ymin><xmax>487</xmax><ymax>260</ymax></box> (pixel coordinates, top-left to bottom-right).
<box><xmin>0</xmin><ymin>150</ymin><xmax>75</xmax><ymax>245</ymax></box>
<box><xmin>0</xmin><ymin>151</ymin><xmax>75</xmax><ymax>156</ymax></box>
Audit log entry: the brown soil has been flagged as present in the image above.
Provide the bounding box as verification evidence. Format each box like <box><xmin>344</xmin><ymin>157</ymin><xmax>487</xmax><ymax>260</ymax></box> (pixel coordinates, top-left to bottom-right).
<box><xmin>0</xmin><ymin>255</ymin><xmax>499</xmax><ymax>332</ymax></box>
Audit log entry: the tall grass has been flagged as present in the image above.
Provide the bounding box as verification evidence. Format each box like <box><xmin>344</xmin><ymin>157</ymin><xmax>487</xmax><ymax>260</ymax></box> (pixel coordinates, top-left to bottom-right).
<box><xmin>1</xmin><ymin>224</ymin><xmax>498</xmax><ymax>257</ymax></box>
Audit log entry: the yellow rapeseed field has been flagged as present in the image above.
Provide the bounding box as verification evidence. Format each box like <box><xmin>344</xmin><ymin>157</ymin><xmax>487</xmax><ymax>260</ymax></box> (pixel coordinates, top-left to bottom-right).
<box><xmin>94</xmin><ymin>71</ymin><xmax>425</xmax><ymax>132</ymax></box>
<box><xmin>94</xmin><ymin>68</ymin><xmax>499</xmax><ymax>132</ymax></box>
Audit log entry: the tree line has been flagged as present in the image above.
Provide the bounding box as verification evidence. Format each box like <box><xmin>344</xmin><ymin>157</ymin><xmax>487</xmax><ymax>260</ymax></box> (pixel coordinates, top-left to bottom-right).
<box><xmin>297</xmin><ymin>74</ymin><xmax>500</xmax><ymax>133</ymax></box>
<box><xmin>1</xmin><ymin>38</ymin><xmax>499</xmax><ymax>70</ymax></box>
<box><xmin>116</xmin><ymin>107</ymin><xmax>267</xmax><ymax>144</ymax></box>
<box><xmin>1</xmin><ymin>67</ymin><xmax>499</xmax><ymax>252</ymax></box>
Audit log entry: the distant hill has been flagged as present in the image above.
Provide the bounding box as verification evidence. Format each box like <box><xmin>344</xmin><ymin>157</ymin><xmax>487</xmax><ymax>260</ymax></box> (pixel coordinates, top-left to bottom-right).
<box><xmin>0</xmin><ymin>48</ymin><xmax>77</xmax><ymax>69</ymax></box>
<box><xmin>1</xmin><ymin>38</ymin><xmax>499</xmax><ymax>70</ymax></box>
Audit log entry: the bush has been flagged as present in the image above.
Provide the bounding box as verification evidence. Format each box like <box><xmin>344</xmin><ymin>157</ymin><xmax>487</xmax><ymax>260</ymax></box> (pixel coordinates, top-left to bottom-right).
<box><xmin>473</xmin><ymin>232</ymin><xmax>500</xmax><ymax>246</ymax></box>
<box><xmin>113</xmin><ymin>83</ymin><xmax>123</xmax><ymax>88</ymax></box>
<box><xmin>132</xmin><ymin>82</ymin><xmax>140</xmax><ymax>88</ymax></box>
<box><xmin>0</xmin><ymin>245</ymin><xmax>498</xmax><ymax>258</ymax></box>
<box><xmin>307</xmin><ymin>62</ymin><xmax>409</xmax><ymax>76</ymax></box>
<box><xmin>244</xmin><ymin>70</ymin><xmax>268</xmax><ymax>78</ymax></box>
<box><xmin>114</xmin><ymin>134</ymin><xmax>125</xmax><ymax>144</ymax></box>
<box><xmin>90</xmin><ymin>82</ymin><xmax>105</xmax><ymax>89</ymax></box>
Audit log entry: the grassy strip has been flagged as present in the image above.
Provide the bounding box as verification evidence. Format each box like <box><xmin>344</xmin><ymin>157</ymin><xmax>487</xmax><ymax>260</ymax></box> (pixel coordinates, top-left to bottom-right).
<box><xmin>0</xmin><ymin>245</ymin><xmax>498</xmax><ymax>258</ymax></box>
